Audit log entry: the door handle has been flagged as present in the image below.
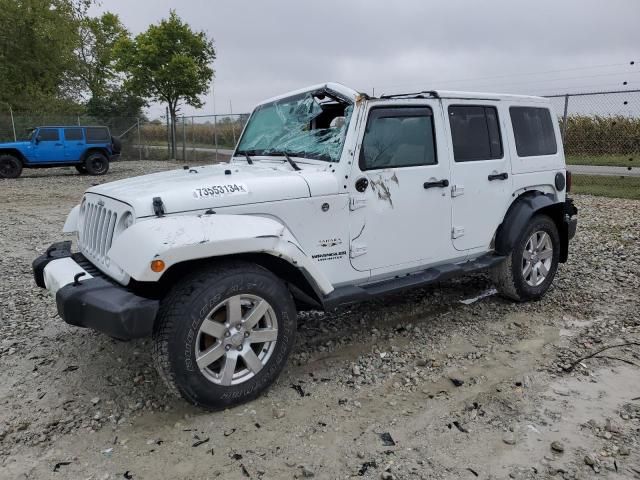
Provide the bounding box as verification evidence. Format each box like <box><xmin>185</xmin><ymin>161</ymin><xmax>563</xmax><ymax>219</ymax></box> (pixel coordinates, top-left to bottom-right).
<box><xmin>488</xmin><ymin>172</ymin><xmax>508</xmax><ymax>181</ymax></box>
<box><xmin>54</xmin><ymin>143</ymin><xmax>63</xmax><ymax>146</ymax></box>
<box><xmin>423</xmin><ymin>179</ymin><xmax>449</xmax><ymax>189</ymax></box>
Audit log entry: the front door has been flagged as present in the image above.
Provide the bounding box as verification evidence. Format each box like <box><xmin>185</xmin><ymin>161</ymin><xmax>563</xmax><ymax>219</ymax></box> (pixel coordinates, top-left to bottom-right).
<box><xmin>34</xmin><ymin>128</ymin><xmax>65</xmax><ymax>162</ymax></box>
<box><xmin>349</xmin><ymin>102</ymin><xmax>453</xmax><ymax>273</ymax></box>
<box><xmin>444</xmin><ymin>102</ymin><xmax>513</xmax><ymax>251</ymax></box>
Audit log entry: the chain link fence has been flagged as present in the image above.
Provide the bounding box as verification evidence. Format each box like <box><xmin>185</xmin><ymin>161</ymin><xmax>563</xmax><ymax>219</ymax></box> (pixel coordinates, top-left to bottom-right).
<box><xmin>0</xmin><ymin>112</ymin><xmax>249</xmax><ymax>163</ymax></box>
<box><xmin>1</xmin><ymin>90</ymin><xmax>638</xmax><ymax>199</ymax></box>
<box><xmin>546</xmin><ymin>89</ymin><xmax>639</xmax><ymax>200</ymax></box>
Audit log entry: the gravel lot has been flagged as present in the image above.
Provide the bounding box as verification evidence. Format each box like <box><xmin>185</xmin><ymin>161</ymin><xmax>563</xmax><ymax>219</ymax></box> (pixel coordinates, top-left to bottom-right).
<box><xmin>1</xmin><ymin>161</ymin><xmax>639</xmax><ymax>480</ymax></box>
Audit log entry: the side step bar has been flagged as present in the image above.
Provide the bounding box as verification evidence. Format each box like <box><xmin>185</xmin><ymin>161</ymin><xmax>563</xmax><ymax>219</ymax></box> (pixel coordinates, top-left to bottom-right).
<box><xmin>322</xmin><ymin>254</ymin><xmax>505</xmax><ymax>310</ymax></box>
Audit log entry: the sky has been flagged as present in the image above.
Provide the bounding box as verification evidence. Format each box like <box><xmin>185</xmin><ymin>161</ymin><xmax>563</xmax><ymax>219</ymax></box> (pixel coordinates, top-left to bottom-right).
<box><xmin>92</xmin><ymin>0</ymin><xmax>640</xmax><ymax>119</ymax></box>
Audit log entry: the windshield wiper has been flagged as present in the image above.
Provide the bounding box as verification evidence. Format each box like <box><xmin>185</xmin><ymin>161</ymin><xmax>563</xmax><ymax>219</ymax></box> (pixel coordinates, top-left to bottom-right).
<box><xmin>235</xmin><ymin>150</ymin><xmax>254</xmax><ymax>164</ymax></box>
<box><xmin>269</xmin><ymin>151</ymin><xmax>301</xmax><ymax>171</ymax></box>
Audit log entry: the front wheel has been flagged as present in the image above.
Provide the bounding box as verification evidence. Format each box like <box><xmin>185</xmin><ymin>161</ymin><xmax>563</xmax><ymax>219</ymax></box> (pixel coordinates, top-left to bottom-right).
<box><xmin>153</xmin><ymin>261</ymin><xmax>297</xmax><ymax>409</ymax></box>
<box><xmin>0</xmin><ymin>154</ymin><xmax>23</xmax><ymax>178</ymax></box>
<box><xmin>84</xmin><ymin>152</ymin><xmax>109</xmax><ymax>175</ymax></box>
<box><xmin>491</xmin><ymin>214</ymin><xmax>560</xmax><ymax>301</ymax></box>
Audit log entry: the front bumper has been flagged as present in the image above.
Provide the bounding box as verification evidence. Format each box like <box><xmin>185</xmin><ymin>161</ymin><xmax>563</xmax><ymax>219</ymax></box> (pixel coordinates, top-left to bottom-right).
<box><xmin>33</xmin><ymin>242</ymin><xmax>158</xmax><ymax>340</ymax></box>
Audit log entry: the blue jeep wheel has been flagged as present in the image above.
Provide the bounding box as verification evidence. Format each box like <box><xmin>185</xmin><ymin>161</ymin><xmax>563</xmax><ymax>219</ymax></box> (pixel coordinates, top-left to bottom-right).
<box><xmin>0</xmin><ymin>154</ymin><xmax>22</xmax><ymax>179</ymax></box>
<box><xmin>85</xmin><ymin>152</ymin><xmax>109</xmax><ymax>175</ymax></box>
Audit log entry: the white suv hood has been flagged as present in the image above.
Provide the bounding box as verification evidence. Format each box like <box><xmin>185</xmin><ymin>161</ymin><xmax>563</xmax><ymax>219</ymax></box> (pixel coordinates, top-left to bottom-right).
<box><xmin>87</xmin><ymin>162</ymin><xmax>338</xmax><ymax>217</ymax></box>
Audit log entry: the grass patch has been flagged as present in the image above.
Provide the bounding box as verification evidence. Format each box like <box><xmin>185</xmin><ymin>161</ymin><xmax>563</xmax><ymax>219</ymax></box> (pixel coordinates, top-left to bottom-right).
<box><xmin>573</xmin><ymin>174</ymin><xmax>640</xmax><ymax>200</ymax></box>
<box><xmin>566</xmin><ymin>154</ymin><xmax>638</xmax><ymax>168</ymax></box>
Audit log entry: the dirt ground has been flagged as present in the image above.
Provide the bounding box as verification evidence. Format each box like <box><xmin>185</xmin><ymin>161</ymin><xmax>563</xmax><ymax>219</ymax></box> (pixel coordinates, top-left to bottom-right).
<box><xmin>1</xmin><ymin>161</ymin><xmax>639</xmax><ymax>480</ymax></box>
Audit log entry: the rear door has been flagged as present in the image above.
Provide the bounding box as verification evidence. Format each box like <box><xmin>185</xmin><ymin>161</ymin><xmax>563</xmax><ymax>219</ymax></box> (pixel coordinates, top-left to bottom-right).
<box><xmin>444</xmin><ymin>101</ymin><xmax>512</xmax><ymax>251</ymax></box>
<box><xmin>63</xmin><ymin>127</ymin><xmax>85</xmax><ymax>161</ymax></box>
<box><xmin>34</xmin><ymin>128</ymin><xmax>65</xmax><ymax>162</ymax></box>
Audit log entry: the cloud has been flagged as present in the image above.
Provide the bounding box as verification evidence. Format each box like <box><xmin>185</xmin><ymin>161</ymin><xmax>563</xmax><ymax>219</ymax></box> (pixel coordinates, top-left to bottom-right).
<box><xmin>93</xmin><ymin>0</ymin><xmax>640</xmax><ymax>117</ymax></box>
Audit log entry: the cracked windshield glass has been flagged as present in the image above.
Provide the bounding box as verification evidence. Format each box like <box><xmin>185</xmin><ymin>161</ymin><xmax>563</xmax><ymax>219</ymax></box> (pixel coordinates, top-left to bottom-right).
<box><xmin>236</xmin><ymin>92</ymin><xmax>353</xmax><ymax>162</ymax></box>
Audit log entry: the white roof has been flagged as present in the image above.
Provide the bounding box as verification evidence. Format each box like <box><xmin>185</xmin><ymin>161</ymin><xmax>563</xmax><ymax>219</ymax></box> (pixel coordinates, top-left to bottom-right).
<box><xmin>429</xmin><ymin>90</ymin><xmax>549</xmax><ymax>102</ymax></box>
<box><xmin>258</xmin><ymin>82</ymin><xmax>360</xmax><ymax>106</ymax></box>
<box><xmin>256</xmin><ymin>83</ymin><xmax>548</xmax><ymax>108</ymax></box>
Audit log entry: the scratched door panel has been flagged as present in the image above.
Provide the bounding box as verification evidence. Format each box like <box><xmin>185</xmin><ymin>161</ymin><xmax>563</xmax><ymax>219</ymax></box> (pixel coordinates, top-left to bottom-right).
<box><xmin>347</xmin><ymin>100</ymin><xmax>454</xmax><ymax>273</ymax></box>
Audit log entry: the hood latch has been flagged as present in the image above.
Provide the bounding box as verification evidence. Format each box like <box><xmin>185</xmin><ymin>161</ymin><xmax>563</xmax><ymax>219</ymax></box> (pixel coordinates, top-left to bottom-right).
<box><xmin>152</xmin><ymin>197</ymin><xmax>165</xmax><ymax>217</ymax></box>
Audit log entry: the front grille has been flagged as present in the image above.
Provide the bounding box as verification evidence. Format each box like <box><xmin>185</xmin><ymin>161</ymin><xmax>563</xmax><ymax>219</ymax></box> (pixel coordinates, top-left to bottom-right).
<box><xmin>79</xmin><ymin>199</ymin><xmax>118</xmax><ymax>262</ymax></box>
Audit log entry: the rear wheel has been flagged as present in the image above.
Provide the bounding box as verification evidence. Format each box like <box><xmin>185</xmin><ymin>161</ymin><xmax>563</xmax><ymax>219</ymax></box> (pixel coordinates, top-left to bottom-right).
<box><xmin>0</xmin><ymin>154</ymin><xmax>23</xmax><ymax>178</ymax></box>
<box><xmin>153</xmin><ymin>261</ymin><xmax>297</xmax><ymax>409</ymax></box>
<box><xmin>84</xmin><ymin>152</ymin><xmax>109</xmax><ymax>175</ymax></box>
<box><xmin>491</xmin><ymin>214</ymin><xmax>560</xmax><ymax>301</ymax></box>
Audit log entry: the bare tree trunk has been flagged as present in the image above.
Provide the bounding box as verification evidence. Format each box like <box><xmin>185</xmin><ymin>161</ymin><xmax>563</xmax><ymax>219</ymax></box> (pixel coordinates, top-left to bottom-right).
<box><xmin>169</xmin><ymin>105</ymin><xmax>177</xmax><ymax>160</ymax></box>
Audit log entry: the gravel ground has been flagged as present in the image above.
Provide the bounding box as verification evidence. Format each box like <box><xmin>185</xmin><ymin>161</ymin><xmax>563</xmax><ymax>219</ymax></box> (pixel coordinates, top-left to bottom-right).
<box><xmin>0</xmin><ymin>161</ymin><xmax>639</xmax><ymax>480</ymax></box>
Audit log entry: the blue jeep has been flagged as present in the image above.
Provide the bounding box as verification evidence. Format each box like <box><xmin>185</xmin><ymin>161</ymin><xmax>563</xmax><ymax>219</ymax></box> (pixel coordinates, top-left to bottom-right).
<box><xmin>0</xmin><ymin>126</ymin><xmax>121</xmax><ymax>178</ymax></box>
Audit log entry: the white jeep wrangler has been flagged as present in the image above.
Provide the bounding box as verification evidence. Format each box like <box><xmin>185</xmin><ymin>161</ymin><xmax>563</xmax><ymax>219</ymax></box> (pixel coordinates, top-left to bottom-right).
<box><xmin>33</xmin><ymin>83</ymin><xmax>577</xmax><ymax>409</ymax></box>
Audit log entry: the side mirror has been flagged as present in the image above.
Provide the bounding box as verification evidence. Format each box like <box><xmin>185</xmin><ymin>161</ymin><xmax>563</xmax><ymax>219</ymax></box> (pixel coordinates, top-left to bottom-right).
<box><xmin>34</xmin><ymin>136</ymin><xmax>40</xmax><ymax>145</ymax></box>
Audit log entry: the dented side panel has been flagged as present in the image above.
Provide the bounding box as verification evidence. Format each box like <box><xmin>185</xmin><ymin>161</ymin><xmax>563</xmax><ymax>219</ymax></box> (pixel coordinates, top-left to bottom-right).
<box><xmin>107</xmin><ymin>214</ymin><xmax>335</xmax><ymax>294</ymax></box>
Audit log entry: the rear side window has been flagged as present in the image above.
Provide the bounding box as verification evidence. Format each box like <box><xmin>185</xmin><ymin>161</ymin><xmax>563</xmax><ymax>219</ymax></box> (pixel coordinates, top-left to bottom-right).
<box><xmin>509</xmin><ymin>107</ymin><xmax>557</xmax><ymax>157</ymax></box>
<box><xmin>85</xmin><ymin>127</ymin><xmax>110</xmax><ymax>143</ymax></box>
<box><xmin>360</xmin><ymin>107</ymin><xmax>437</xmax><ymax>170</ymax></box>
<box><xmin>64</xmin><ymin>128</ymin><xmax>83</xmax><ymax>141</ymax></box>
<box><xmin>448</xmin><ymin>105</ymin><xmax>503</xmax><ymax>162</ymax></box>
<box><xmin>38</xmin><ymin>129</ymin><xmax>59</xmax><ymax>141</ymax></box>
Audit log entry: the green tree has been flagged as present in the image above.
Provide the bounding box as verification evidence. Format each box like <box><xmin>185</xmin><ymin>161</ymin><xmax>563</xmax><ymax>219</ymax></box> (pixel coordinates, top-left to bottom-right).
<box><xmin>115</xmin><ymin>10</ymin><xmax>215</xmax><ymax>157</ymax></box>
<box><xmin>0</xmin><ymin>0</ymin><xmax>85</xmax><ymax>113</ymax></box>
<box><xmin>76</xmin><ymin>12</ymin><xmax>144</xmax><ymax>118</ymax></box>
<box><xmin>77</xmin><ymin>13</ymin><xmax>126</xmax><ymax>97</ymax></box>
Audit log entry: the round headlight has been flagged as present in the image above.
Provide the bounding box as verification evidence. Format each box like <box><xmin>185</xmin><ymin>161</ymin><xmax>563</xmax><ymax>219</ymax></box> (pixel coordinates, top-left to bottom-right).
<box><xmin>122</xmin><ymin>212</ymin><xmax>134</xmax><ymax>229</ymax></box>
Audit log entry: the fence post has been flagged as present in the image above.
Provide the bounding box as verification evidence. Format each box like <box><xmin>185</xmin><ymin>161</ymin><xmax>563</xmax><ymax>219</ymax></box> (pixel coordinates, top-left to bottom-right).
<box><xmin>182</xmin><ymin>116</ymin><xmax>186</xmax><ymax>161</ymax></box>
<box><xmin>137</xmin><ymin>118</ymin><xmax>141</xmax><ymax>161</ymax></box>
<box><xmin>562</xmin><ymin>94</ymin><xmax>569</xmax><ymax>141</ymax></box>
<box><xmin>9</xmin><ymin>106</ymin><xmax>16</xmax><ymax>142</ymax></box>
<box><xmin>213</xmin><ymin>114</ymin><xmax>219</xmax><ymax>162</ymax></box>
<box><xmin>230</xmin><ymin>100</ymin><xmax>237</xmax><ymax>146</ymax></box>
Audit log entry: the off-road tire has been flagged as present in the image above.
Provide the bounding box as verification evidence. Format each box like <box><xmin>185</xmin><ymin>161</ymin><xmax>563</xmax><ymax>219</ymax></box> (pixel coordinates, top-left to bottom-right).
<box><xmin>152</xmin><ymin>261</ymin><xmax>297</xmax><ymax>410</ymax></box>
<box><xmin>75</xmin><ymin>164</ymin><xmax>87</xmax><ymax>174</ymax></box>
<box><xmin>0</xmin><ymin>154</ymin><xmax>23</xmax><ymax>178</ymax></box>
<box><xmin>84</xmin><ymin>152</ymin><xmax>109</xmax><ymax>175</ymax></box>
<box><xmin>490</xmin><ymin>214</ymin><xmax>560</xmax><ymax>302</ymax></box>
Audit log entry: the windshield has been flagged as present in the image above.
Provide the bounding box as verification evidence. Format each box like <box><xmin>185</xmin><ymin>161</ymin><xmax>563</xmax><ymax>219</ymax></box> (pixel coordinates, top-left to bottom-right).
<box><xmin>236</xmin><ymin>91</ymin><xmax>353</xmax><ymax>162</ymax></box>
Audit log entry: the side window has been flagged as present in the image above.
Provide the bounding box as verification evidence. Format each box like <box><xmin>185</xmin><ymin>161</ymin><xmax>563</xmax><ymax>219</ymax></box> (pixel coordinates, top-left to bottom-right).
<box><xmin>509</xmin><ymin>106</ymin><xmax>558</xmax><ymax>157</ymax></box>
<box><xmin>64</xmin><ymin>128</ymin><xmax>83</xmax><ymax>141</ymax></box>
<box><xmin>360</xmin><ymin>107</ymin><xmax>437</xmax><ymax>170</ymax></box>
<box><xmin>85</xmin><ymin>127</ymin><xmax>110</xmax><ymax>143</ymax></box>
<box><xmin>448</xmin><ymin>105</ymin><xmax>503</xmax><ymax>162</ymax></box>
<box><xmin>38</xmin><ymin>129</ymin><xmax>59</xmax><ymax>142</ymax></box>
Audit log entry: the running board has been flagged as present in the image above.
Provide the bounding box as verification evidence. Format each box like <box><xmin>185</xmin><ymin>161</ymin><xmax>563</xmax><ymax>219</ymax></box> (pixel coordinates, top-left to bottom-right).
<box><xmin>322</xmin><ymin>254</ymin><xmax>505</xmax><ymax>310</ymax></box>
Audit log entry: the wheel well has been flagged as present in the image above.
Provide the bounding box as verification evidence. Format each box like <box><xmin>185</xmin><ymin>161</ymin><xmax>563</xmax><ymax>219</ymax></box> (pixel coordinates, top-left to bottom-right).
<box><xmin>83</xmin><ymin>147</ymin><xmax>109</xmax><ymax>161</ymax></box>
<box><xmin>132</xmin><ymin>253</ymin><xmax>324</xmax><ymax>310</ymax></box>
<box><xmin>0</xmin><ymin>149</ymin><xmax>26</xmax><ymax>163</ymax></box>
<box><xmin>495</xmin><ymin>191</ymin><xmax>568</xmax><ymax>262</ymax></box>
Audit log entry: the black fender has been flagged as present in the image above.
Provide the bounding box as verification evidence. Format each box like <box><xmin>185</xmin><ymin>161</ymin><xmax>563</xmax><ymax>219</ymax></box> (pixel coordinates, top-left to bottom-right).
<box><xmin>495</xmin><ymin>192</ymin><xmax>569</xmax><ymax>261</ymax></box>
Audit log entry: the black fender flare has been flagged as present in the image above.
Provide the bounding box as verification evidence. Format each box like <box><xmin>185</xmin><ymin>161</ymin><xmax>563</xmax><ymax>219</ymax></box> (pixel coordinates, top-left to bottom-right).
<box><xmin>495</xmin><ymin>192</ymin><xmax>559</xmax><ymax>257</ymax></box>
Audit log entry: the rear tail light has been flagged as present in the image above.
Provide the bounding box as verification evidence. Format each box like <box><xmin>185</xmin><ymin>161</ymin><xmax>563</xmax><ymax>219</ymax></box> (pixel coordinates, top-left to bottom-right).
<box><xmin>566</xmin><ymin>171</ymin><xmax>572</xmax><ymax>193</ymax></box>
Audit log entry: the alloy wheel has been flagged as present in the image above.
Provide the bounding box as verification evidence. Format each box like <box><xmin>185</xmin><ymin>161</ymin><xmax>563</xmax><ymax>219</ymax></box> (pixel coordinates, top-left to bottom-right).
<box><xmin>522</xmin><ymin>230</ymin><xmax>553</xmax><ymax>287</ymax></box>
<box><xmin>195</xmin><ymin>294</ymin><xmax>278</xmax><ymax>386</ymax></box>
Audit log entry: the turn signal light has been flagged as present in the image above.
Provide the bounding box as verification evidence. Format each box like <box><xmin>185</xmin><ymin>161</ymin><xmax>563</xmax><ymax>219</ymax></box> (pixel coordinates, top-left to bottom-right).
<box><xmin>150</xmin><ymin>259</ymin><xmax>166</xmax><ymax>273</ymax></box>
